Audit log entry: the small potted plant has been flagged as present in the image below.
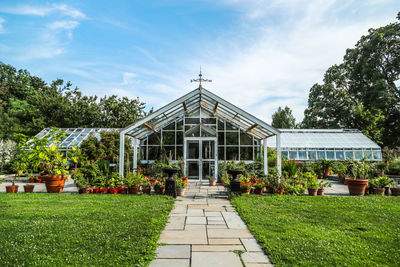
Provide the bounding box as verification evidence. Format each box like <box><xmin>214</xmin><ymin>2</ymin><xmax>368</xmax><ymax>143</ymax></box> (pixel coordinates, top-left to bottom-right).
<box><xmin>390</xmin><ymin>184</ymin><xmax>400</xmax><ymax>196</ymax></box>
<box><xmin>208</xmin><ymin>176</ymin><xmax>217</xmax><ymax>186</ymax></box>
<box><xmin>346</xmin><ymin>160</ymin><xmax>369</xmax><ymax>196</ymax></box>
<box><xmin>369</xmin><ymin>176</ymin><xmax>394</xmax><ymax>195</ymax></box>
<box><xmin>305</xmin><ymin>172</ymin><xmax>319</xmax><ymax>196</ymax></box>
<box><xmin>124</xmin><ymin>172</ymin><xmax>144</xmax><ymax>194</ymax></box>
<box><xmin>240</xmin><ymin>180</ymin><xmax>252</xmax><ymax>194</ymax></box>
<box><xmin>253</xmin><ymin>181</ymin><xmax>265</xmax><ymax>195</ymax></box>
<box><xmin>154</xmin><ymin>178</ymin><xmax>166</xmax><ymax>194</ymax></box>
<box><xmin>175</xmin><ymin>178</ymin><xmax>187</xmax><ymax>196</ymax></box>
<box><xmin>317</xmin><ymin>180</ymin><xmax>332</xmax><ymax>196</ymax></box>
<box><xmin>142</xmin><ymin>177</ymin><xmax>152</xmax><ymax>194</ymax></box>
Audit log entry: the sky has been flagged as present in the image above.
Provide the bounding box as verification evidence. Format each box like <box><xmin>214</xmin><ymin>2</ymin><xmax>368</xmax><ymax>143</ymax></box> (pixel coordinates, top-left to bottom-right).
<box><xmin>0</xmin><ymin>0</ymin><xmax>399</xmax><ymax>124</ymax></box>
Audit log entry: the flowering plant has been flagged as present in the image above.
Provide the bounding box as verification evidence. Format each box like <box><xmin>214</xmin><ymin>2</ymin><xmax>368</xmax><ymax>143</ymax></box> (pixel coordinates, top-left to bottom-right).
<box><xmin>240</xmin><ymin>181</ymin><xmax>252</xmax><ymax>190</ymax></box>
<box><xmin>254</xmin><ymin>182</ymin><xmax>265</xmax><ymax>189</ymax></box>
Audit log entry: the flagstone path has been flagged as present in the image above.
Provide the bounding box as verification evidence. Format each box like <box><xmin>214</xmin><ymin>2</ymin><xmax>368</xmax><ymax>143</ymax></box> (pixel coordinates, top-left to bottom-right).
<box><xmin>150</xmin><ymin>182</ymin><xmax>273</xmax><ymax>267</ymax></box>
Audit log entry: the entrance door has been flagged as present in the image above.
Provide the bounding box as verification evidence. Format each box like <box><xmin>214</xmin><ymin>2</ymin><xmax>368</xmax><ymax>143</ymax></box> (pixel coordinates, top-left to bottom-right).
<box><xmin>184</xmin><ymin>138</ymin><xmax>217</xmax><ymax>181</ymax></box>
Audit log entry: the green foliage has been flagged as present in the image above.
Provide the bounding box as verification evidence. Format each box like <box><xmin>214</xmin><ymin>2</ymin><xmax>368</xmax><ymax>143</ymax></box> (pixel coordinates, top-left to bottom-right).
<box><xmin>387</xmin><ymin>158</ymin><xmax>400</xmax><ymax>175</ymax></box>
<box><xmin>0</xmin><ymin>194</ymin><xmax>174</xmax><ymax>266</ymax></box>
<box><xmin>231</xmin><ymin>195</ymin><xmax>400</xmax><ymax>266</ymax></box>
<box><xmin>283</xmin><ymin>177</ymin><xmax>306</xmax><ymax>195</ymax></box>
<box><xmin>301</xmin><ymin>172</ymin><xmax>319</xmax><ymax>189</ymax></box>
<box><xmin>271</xmin><ymin>106</ymin><xmax>296</xmax><ymax>129</ymax></box>
<box><xmin>175</xmin><ymin>178</ymin><xmax>187</xmax><ymax>189</ymax></box>
<box><xmin>302</xmin><ymin>13</ymin><xmax>400</xmax><ymax>147</ymax></box>
<box><xmin>282</xmin><ymin>160</ymin><xmax>298</xmax><ymax>178</ymax></box>
<box><xmin>124</xmin><ymin>171</ymin><xmax>145</xmax><ymax>187</ymax></box>
<box><xmin>71</xmin><ymin>160</ymin><xmax>103</xmax><ymax>187</ymax></box>
<box><xmin>369</xmin><ymin>176</ymin><xmax>394</xmax><ymax>189</ymax></box>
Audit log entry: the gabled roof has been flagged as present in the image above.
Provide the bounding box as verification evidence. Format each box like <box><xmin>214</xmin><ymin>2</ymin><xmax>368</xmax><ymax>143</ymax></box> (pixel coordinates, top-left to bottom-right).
<box><xmin>266</xmin><ymin>129</ymin><xmax>381</xmax><ymax>149</ymax></box>
<box><xmin>121</xmin><ymin>87</ymin><xmax>279</xmax><ymax>139</ymax></box>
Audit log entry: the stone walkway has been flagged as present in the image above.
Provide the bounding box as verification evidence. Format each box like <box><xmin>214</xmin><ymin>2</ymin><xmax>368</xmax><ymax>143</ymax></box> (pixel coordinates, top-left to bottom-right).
<box><xmin>150</xmin><ymin>182</ymin><xmax>273</xmax><ymax>267</ymax></box>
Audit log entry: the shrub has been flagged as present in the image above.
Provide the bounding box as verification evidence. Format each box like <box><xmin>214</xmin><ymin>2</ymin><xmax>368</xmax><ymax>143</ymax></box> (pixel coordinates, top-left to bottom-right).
<box><xmin>369</xmin><ymin>176</ymin><xmax>394</xmax><ymax>188</ymax></box>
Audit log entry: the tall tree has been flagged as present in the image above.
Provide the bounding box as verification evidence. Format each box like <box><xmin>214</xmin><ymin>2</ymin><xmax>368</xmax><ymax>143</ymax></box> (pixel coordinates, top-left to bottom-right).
<box><xmin>302</xmin><ymin>13</ymin><xmax>400</xmax><ymax>147</ymax></box>
<box><xmin>272</xmin><ymin>106</ymin><xmax>296</xmax><ymax>128</ymax></box>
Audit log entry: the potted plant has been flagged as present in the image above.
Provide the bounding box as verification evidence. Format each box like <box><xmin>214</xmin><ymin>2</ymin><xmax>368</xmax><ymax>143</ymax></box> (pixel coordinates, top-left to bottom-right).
<box><xmin>304</xmin><ymin>172</ymin><xmax>319</xmax><ymax>196</ymax></box>
<box><xmin>369</xmin><ymin>176</ymin><xmax>394</xmax><ymax>195</ymax></box>
<box><xmin>319</xmin><ymin>159</ymin><xmax>333</xmax><ymax>178</ymax></box>
<box><xmin>240</xmin><ymin>180</ymin><xmax>252</xmax><ymax>194</ymax></box>
<box><xmin>175</xmin><ymin>178</ymin><xmax>186</xmax><ymax>196</ymax></box>
<box><xmin>124</xmin><ymin>171</ymin><xmax>144</xmax><ymax>194</ymax></box>
<box><xmin>208</xmin><ymin>176</ymin><xmax>217</xmax><ymax>186</ymax></box>
<box><xmin>390</xmin><ymin>184</ymin><xmax>400</xmax><ymax>196</ymax></box>
<box><xmin>346</xmin><ymin>160</ymin><xmax>369</xmax><ymax>196</ymax></box>
<box><xmin>254</xmin><ymin>181</ymin><xmax>265</xmax><ymax>195</ymax></box>
<box><xmin>7</xmin><ymin>134</ymin><xmax>30</xmax><ymax>193</ymax></box>
<box><xmin>317</xmin><ymin>180</ymin><xmax>332</xmax><ymax>196</ymax></box>
<box><xmin>142</xmin><ymin>177</ymin><xmax>152</xmax><ymax>194</ymax></box>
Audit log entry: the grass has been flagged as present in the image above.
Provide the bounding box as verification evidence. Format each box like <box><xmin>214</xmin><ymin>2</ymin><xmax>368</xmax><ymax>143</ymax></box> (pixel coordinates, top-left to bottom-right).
<box><xmin>0</xmin><ymin>194</ymin><xmax>174</xmax><ymax>266</ymax></box>
<box><xmin>231</xmin><ymin>195</ymin><xmax>400</xmax><ymax>266</ymax></box>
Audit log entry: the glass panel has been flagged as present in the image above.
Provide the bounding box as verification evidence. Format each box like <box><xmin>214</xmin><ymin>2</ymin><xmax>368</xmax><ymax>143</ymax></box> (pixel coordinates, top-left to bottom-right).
<box><xmin>355</xmin><ymin>150</ymin><xmax>363</xmax><ymax>160</ymax></box>
<box><xmin>218</xmin><ymin>146</ymin><xmax>225</xmax><ymax>160</ymax></box>
<box><xmin>148</xmin><ymin>133</ymin><xmax>160</xmax><ymax>145</ymax></box>
<box><xmin>254</xmin><ymin>138</ymin><xmax>260</xmax><ymax>146</ymax></box>
<box><xmin>336</xmin><ymin>151</ymin><xmax>345</xmax><ymax>160</ymax></box>
<box><xmin>185</xmin><ymin>125</ymin><xmax>201</xmax><ymax>137</ymax></box>
<box><xmin>254</xmin><ymin>146</ymin><xmax>261</xmax><ymax>160</ymax></box>
<box><xmin>364</xmin><ymin>151</ymin><xmax>373</xmax><ymax>160</ymax></box>
<box><xmin>163</xmin><ymin>146</ymin><xmax>175</xmax><ymax>160</ymax></box>
<box><xmin>226</xmin><ymin>132</ymin><xmax>239</xmax><ymax>145</ymax></box>
<box><xmin>201</xmin><ymin>125</ymin><xmax>216</xmax><ymax>137</ymax></box>
<box><xmin>202</xmin><ymin>118</ymin><xmax>216</xmax><ymax>124</ymax></box>
<box><xmin>163</xmin><ymin>122</ymin><xmax>175</xmax><ymax>130</ymax></box>
<box><xmin>202</xmin><ymin>140</ymin><xmax>215</xmax><ymax>159</ymax></box>
<box><xmin>289</xmin><ymin>151</ymin><xmax>297</xmax><ymax>160</ymax></box>
<box><xmin>226</xmin><ymin>147</ymin><xmax>239</xmax><ymax>161</ymax></box>
<box><xmin>373</xmin><ymin>151</ymin><xmax>381</xmax><ymax>160</ymax></box>
<box><xmin>177</xmin><ymin>120</ymin><xmax>183</xmax><ymax>130</ymax></box>
<box><xmin>187</xmin><ymin>162</ymin><xmax>199</xmax><ymax>179</ymax></box>
<box><xmin>185</xmin><ymin>118</ymin><xmax>200</xmax><ymax>124</ymax></box>
<box><xmin>317</xmin><ymin>151</ymin><xmax>326</xmax><ymax>159</ymax></box>
<box><xmin>345</xmin><ymin>151</ymin><xmax>354</xmax><ymax>160</ymax></box>
<box><xmin>202</xmin><ymin>161</ymin><xmax>215</xmax><ymax>179</ymax></box>
<box><xmin>282</xmin><ymin>151</ymin><xmax>288</xmax><ymax>159</ymax></box>
<box><xmin>240</xmin><ymin>147</ymin><xmax>253</xmax><ymax>161</ymax></box>
<box><xmin>298</xmin><ymin>151</ymin><xmax>307</xmax><ymax>160</ymax></box>
<box><xmin>218</xmin><ymin>119</ymin><xmax>225</xmax><ymax>131</ymax></box>
<box><xmin>176</xmin><ymin>132</ymin><xmax>183</xmax><ymax>145</ymax></box>
<box><xmin>326</xmin><ymin>151</ymin><xmax>335</xmax><ymax>160</ymax></box>
<box><xmin>162</xmin><ymin>131</ymin><xmax>175</xmax><ymax>145</ymax></box>
<box><xmin>218</xmin><ymin>132</ymin><xmax>225</xmax><ymax>145</ymax></box>
<box><xmin>140</xmin><ymin>146</ymin><xmax>147</xmax><ymax>160</ymax></box>
<box><xmin>187</xmin><ymin>140</ymin><xmax>199</xmax><ymax>159</ymax></box>
<box><xmin>176</xmin><ymin>146</ymin><xmax>183</xmax><ymax>159</ymax></box>
<box><xmin>240</xmin><ymin>131</ymin><xmax>252</xmax><ymax>145</ymax></box>
<box><xmin>308</xmin><ymin>151</ymin><xmax>316</xmax><ymax>160</ymax></box>
<box><xmin>148</xmin><ymin>146</ymin><xmax>160</xmax><ymax>160</ymax></box>
<box><xmin>226</xmin><ymin>121</ymin><xmax>238</xmax><ymax>131</ymax></box>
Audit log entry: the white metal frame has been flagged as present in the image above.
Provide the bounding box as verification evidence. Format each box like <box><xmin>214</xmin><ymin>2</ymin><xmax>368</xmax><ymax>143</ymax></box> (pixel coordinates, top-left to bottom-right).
<box><xmin>184</xmin><ymin>137</ymin><xmax>218</xmax><ymax>182</ymax></box>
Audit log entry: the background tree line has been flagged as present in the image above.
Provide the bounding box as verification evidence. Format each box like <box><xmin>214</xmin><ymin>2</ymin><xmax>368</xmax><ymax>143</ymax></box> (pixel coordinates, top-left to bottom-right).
<box><xmin>0</xmin><ymin>62</ymin><xmax>148</xmax><ymax>140</ymax></box>
<box><xmin>272</xmin><ymin>13</ymin><xmax>400</xmax><ymax>148</ymax></box>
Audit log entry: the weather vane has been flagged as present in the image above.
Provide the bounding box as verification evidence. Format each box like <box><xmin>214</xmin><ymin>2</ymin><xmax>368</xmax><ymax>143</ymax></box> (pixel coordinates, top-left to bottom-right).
<box><xmin>191</xmin><ymin>67</ymin><xmax>212</xmax><ymax>87</ymax></box>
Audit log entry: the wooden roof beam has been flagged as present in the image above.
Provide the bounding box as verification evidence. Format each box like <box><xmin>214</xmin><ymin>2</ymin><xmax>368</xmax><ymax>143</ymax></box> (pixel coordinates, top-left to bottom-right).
<box><xmin>143</xmin><ymin>122</ymin><xmax>157</xmax><ymax>132</ymax></box>
<box><xmin>182</xmin><ymin>101</ymin><xmax>188</xmax><ymax>113</ymax></box>
<box><xmin>213</xmin><ymin>102</ymin><xmax>219</xmax><ymax>116</ymax></box>
<box><xmin>246</xmin><ymin>123</ymin><xmax>258</xmax><ymax>133</ymax></box>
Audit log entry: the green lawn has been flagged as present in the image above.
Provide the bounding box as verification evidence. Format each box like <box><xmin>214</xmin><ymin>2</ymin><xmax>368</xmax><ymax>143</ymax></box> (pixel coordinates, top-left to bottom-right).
<box><xmin>0</xmin><ymin>194</ymin><xmax>174</xmax><ymax>266</ymax></box>
<box><xmin>231</xmin><ymin>195</ymin><xmax>400</xmax><ymax>266</ymax></box>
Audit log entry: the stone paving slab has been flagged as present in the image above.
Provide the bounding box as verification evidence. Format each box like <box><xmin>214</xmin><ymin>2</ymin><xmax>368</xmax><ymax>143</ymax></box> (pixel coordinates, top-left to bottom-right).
<box><xmin>192</xmin><ymin>245</ymin><xmax>245</xmax><ymax>252</ymax></box>
<box><xmin>242</xmin><ymin>252</ymin><xmax>271</xmax><ymax>264</ymax></box>
<box><xmin>208</xmin><ymin>238</ymin><xmax>242</xmax><ymax>244</ymax></box>
<box><xmin>241</xmin><ymin>238</ymin><xmax>263</xmax><ymax>252</ymax></box>
<box><xmin>149</xmin><ymin>259</ymin><xmax>190</xmax><ymax>267</ymax></box>
<box><xmin>156</xmin><ymin>245</ymin><xmax>190</xmax><ymax>258</ymax></box>
<box><xmin>192</xmin><ymin>252</ymin><xmax>242</xmax><ymax>267</ymax></box>
<box><xmin>159</xmin><ymin>230</ymin><xmax>208</xmax><ymax>244</ymax></box>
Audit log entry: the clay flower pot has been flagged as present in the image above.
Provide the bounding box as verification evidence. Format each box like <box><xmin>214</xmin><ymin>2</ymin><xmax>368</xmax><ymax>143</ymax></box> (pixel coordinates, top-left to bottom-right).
<box><xmin>346</xmin><ymin>178</ymin><xmax>369</xmax><ymax>196</ymax></box>
<box><xmin>108</xmin><ymin>188</ymin><xmax>118</xmax><ymax>194</ymax></box>
<box><xmin>118</xmin><ymin>187</ymin><xmax>127</xmax><ymax>194</ymax></box>
<box><xmin>390</xmin><ymin>187</ymin><xmax>400</xmax><ymax>196</ymax></box>
<box><xmin>176</xmin><ymin>188</ymin><xmax>184</xmax><ymax>196</ymax></box>
<box><xmin>82</xmin><ymin>188</ymin><xmax>91</xmax><ymax>194</ymax></box>
<box><xmin>44</xmin><ymin>175</ymin><xmax>67</xmax><ymax>193</ymax></box>
<box><xmin>128</xmin><ymin>186</ymin><xmax>140</xmax><ymax>194</ymax></box>
<box><xmin>372</xmin><ymin>188</ymin><xmax>385</xmax><ymax>195</ymax></box>
<box><xmin>308</xmin><ymin>188</ymin><xmax>318</xmax><ymax>196</ymax></box>
<box><xmin>142</xmin><ymin>187</ymin><xmax>151</xmax><ymax>194</ymax></box>
<box><xmin>209</xmin><ymin>179</ymin><xmax>217</xmax><ymax>186</ymax></box>
<box><xmin>24</xmin><ymin>185</ymin><xmax>35</xmax><ymax>193</ymax></box>
<box><xmin>317</xmin><ymin>188</ymin><xmax>325</xmax><ymax>196</ymax></box>
<box><xmin>6</xmin><ymin>185</ymin><xmax>19</xmax><ymax>193</ymax></box>
<box><xmin>92</xmin><ymin>188</ymin><xmax>100</xmax><ymax>194</ymax></box>
<box><xmin>254</xmin><ymin>187</ymin><xmax>264</xmax><ymax>195</ymax></box>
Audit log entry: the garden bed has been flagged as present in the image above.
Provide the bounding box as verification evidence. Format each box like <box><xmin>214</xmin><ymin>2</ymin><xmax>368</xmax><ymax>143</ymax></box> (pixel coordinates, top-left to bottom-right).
<box><xmin>0</xmin><ymin>194</ymin><xmax>174</xmax><ymax>266</ymax></box>
<box><xmin>231</xmin><ymin>195</ymin><xmax>400</xmax><ymax>266</ymax></box>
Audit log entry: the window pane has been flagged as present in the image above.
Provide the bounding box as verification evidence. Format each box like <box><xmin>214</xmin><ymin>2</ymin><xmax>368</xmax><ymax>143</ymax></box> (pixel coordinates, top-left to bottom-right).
<box><xmin>148</xmin><ymin>133</ymin><xmax>160</xmax><ymax>145</ymax></box>
<box><xmin>185</xmin><ymin>125</ymin><xmax>201</xmax><ymax>137</ymax></box>
<box><xmin>163</xmin><ymin>146</ymin><xmax>175</xmax><ymax>160</ymax></box>
<box><xmin>240</xmin><ymin>131</ymin><xmax>253</xmax><ymax>145</ymax></box>
<box><xmin>187</xmin><ymin>162</ymin><xmax>199</xmax><ymax>179</ymax></box>
<box><xmin>201</xmin><ymin>125</ymin><xmax>216</xmax><ymax>137</ymax></box>
<box><xmin>240</xmin><ymin>147</ymin><xmax>253</xmax><ymax>160</ymax></box>
<box><xmin>226</xmin><ymin>121</ymin><xmax>238</xmax><ymax>131</ymax></box>
<box><xmin>176</xmin><ymin>146</ymin><xmax>183</xmax><ymax>160</ymax></box>
<box><xmin>176</xmin><ymin>132</ymin><xmax>183</xmax><ymax>145</ymax></box>
<box><xmin>162</xmin><ymin>131</ymin><xmax>175</xmax><ymax>145</ymax></box>
<box><xmin>187</xmin><ymin>140</ymin><xmax>199</xmax><ymax>159</ymax></box>
<box><xmin>218</xmin><ymin>119</ymin><xmax>224</xmax><ymax>131</ymax></box>
<box><xmin>308</xmin><ymin>151</ymin><xmax>316</xmax><ymax>160</ymax></box>
<box><xmin>202</xmin><ymin>118</ymin><xmax>216</xmax><ymax>124</ymax></box>
<box><xmin>282</xmin><ymin>151</ymin><xmax>288</xmax><ymax>159</ymax></box>
<box><xmin>202</xmin><ymin>161</ymin><xmax>215</xmax><ymax>178</ymax></box>
<box><xmin>364</xmin><ymin>151</ymin><xmax>372</xmax><ymax>160</ymax></box>
<box><xmin>226</xmin><ymin>132</ymin><xmax>239</xmax><ymax>145</ymax></box>
<box><xmin>185</xmin><ymin>118</ymin><xmax>200</xmax><ymax>124</ymax></box>
<box><xmin>254</xmin><ymin>138</ymin><xmax>260</xmax><ymax>146</ymax></box>
<box><xmin>148</xmin><ymin>146</ymin><xmax>160</xmax><ymax>160</ymax></box>
<box><xmin>140</xmin><ymin>146</ymin><xmax>147</xmax><ymax>160</ymax></box>
<box><xmin>226</xmin><ymin>147</ymin><xmax>239</xmax><ymax>160</ymax></box>
<box><xmin>317</xmin><ymin>151</ymin><xmax>325</xmax><ymax>159</ymax></box>
<box><xmin>326</xmin><ymin>151</ymin><xmax>335</xmax><ymax>160</ymax></box>
<box><xmin>163</xmin><ymin>122</ymin><xmax>175</xmax><ymax>130</ymax></box>
<box><xmin>373</xmin><ymin>151</ymin><xmax>381</xmax><ymax>160</ymax></box>
<box><xmin>177</xmin><ymin>120</ymin><xmax>183</xmax><ymax>130</ymax></box>
<box><xmin>336</xmin><ymin>151</ymin><xmax>345</xmax><ymax>160</ymax></box>
<box><xmin>254</xmin><ymin>146</ymin><xmax>261</xmax><ymax>160</ymax></box>
<box><xmin>218</xmin><ymin>146</ymin><xmax>225</xmax><ymax>160</ymax></box>
<box><xmin>218</xmin><ymin>132</ymin><xmax>225</xmax><ymax>145</ymax></box>
<box><xmin>298</xmin><ymin>151</ymin><xmax>307</xmax><ymax>160</ymax></box>
<box><xmin>345</xmin><ymin>151</ymin><xmax>354</xmax><ymax>160</ymax></box>
<box><xmin>289</xmin><ymin>151</ymin><xmax>297</xmax><ymax>160</ymax></box>
<box><xmin>355</xmin><ymin>150</ymin><xmax>363</xmax><ymax>160</ymax></box>
<box><xmin>202</xmin><ymin>140</ymin><xmax>215</xmax><ymax>159</ymax></box>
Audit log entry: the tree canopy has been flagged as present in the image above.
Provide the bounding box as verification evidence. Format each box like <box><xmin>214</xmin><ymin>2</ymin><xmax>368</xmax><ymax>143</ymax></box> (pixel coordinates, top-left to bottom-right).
<box><xmin>272</xmin><ymin>106</ymin><xmax>296</xmax><ymax>129</ymax></box>
<box><xmin>302</xmin><ymin>13</ymin><xmax>400</xmax><ymax>147</ymax></box>
<box><xmin>0</xmin><ymin>62</ymin><xmax>147</xmax><ymax>140</ymax></box>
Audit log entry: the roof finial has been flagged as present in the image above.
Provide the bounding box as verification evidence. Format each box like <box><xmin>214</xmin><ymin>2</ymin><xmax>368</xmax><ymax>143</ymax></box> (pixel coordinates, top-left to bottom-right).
<box><xmin>191</xmin><ymin>66</ymin><xmax>212</xmax><ymax>88</ymax></box>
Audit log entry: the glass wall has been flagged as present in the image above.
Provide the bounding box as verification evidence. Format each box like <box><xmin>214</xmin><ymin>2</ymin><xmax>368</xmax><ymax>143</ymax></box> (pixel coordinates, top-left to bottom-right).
<box><xmin>281</xmin><ymin>148</ymin><xmax>382</xmax><ymax>161</ymax></box>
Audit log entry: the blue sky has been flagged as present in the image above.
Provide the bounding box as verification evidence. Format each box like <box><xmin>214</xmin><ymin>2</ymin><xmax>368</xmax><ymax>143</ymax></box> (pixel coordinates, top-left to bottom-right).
<box><xmin>0</xmin><ymin>0</ymin><xmax>399</xmax><ymax>123</ymax></box>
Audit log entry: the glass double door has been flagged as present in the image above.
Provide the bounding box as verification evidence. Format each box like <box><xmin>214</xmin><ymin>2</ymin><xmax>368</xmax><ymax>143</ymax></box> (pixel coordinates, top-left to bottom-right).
<box><xmin>185</xmin><ymin>138</ymin><xmax>217</xmax><ymax>181</ymax></box>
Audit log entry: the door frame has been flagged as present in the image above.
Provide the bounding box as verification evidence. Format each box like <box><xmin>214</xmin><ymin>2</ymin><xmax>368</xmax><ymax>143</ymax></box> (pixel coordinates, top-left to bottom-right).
<box><xmin>183</xmin><ymin>137</ymin><xmax>218</xmax><ymax>181</ymax></box>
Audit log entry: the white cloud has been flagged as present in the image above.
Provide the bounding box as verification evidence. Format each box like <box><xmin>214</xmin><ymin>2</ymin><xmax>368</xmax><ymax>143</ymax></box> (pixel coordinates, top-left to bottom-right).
<box><xmin>47</xmin><ymin>20</ymin><xmax>80</xmax><ymax>31</ymax></box>
<box><xmin>0</xmin><ymin>3</ymin><xmax>86</xmax><ymax>19</ymax></box>
<box><xmin>0</xmin><ymin>17</ymin><xmax>5</xmax><ymax>33</ymax></box>
<box><xmin>122</xmin><ymin>72</ymin><xmax>137</xmax><ymax>85</ymax></box>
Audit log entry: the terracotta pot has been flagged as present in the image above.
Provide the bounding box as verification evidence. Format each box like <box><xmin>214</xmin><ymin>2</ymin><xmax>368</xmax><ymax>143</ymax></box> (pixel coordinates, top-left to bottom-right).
<box><xmin>128</xmin><ymin>186</ymin><xmax>140</xmax><ymax>194</ymax></box>
<box><xmin>390</xmin><ymin>187</ymin><xmax>400</xmax><ymax>196</ymax></box>
<box><xmin>324</xmin><ymin>168</ymin><xmax>330</xmax><ymax>176</ymax></box>
<box><xmin>82</xmin><ymin>188</ymin><xmax>91</xmax><ymax>194</ymax></box>
<box><xmin>254</xmin><ymin>187</ymin><xmax>264</xmax><ymax>195</ymax></box>
<box><xmin>143</xmin><ymin>187</ymin><xmax>151</xmax><ymax>194</ymax></box>
<box><xmin>29</xmin><ymin>177</ymin><xmax>35</xmax><ymax>183</ymax></box>
<box><xmin>317</xmin><ymin>188</ymin><xmax>325</xmax><ymax>196</ymax></box>
<box><xmin>100</xmin><ymin>188</ymin><xmax>108</xmax><ymax>194</ymax></box>
<box><xmin>241</xmin><ymin>188</ymin><xmax>251</xmax><ymax>194</ymax></box>
<box><xmin>24</xmin><ymin>185</ymin><xmax>34</xmax><ymax>193</ymax></box>
<box><xmin>118</xmin><ymin>187</ymin><xmax>127</xmax><ymax>194</ymax></box>
<box><xmin>44</xmin><ymin>175</ymin><xmax>67</xmax><ymax>193</ymax></box>
<box><xmin>308</xmin><ymin>188</ymin><xmax>318</xmax><ymax>196</ymax></box>
<box><xmin>176</xmin><ymin>188</ymin><xmax>184</xmax><ymax>196</ymax></box>
<box><xmin>384</xmin><ymin>187</ymin><xmax>390</xmax><ymax>196</ymax></box>
<box><xmin>346</xmin><ymin>178</ymin><xmax>369</xmax><ymax>196</ymax></box>
<box><xmin>108</xmin><ymin>188</ymin><xmax>118</xmax><ymax>194</ymax></box>
<box><xmin>372</xmin><ymin>188</ymin><xmax>385</xmax><ymax>195</ymax></box>
<box><xmin>92</xmin><ymin>188</ymin><xmax>100</xmax><ymax>194</ymax></box>
<box><xmin>209</xmin><ymin>179</ymin><xmax>216</xmax><ymax>186</ymax></box>
<box><xmin>6</xmin><ymin>185</ymin><xmax>19</xmax><ymax>193</ymax></box>
<box><xmin>279</xmin><ymin>188</ymin><xmax>284</xmax><ymax>195</ymax></box>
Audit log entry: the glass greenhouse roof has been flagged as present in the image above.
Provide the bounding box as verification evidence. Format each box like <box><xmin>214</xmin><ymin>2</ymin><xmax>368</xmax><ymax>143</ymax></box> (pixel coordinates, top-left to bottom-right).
<box><xmin>266</xmin><ymin>129</ymin><xmax>381</xmax><ymax>149</ymax></box>
<box><xmin>35</xmin><ymin>128</ymin><xmax>120</xmax><ymax>150</ymax></box>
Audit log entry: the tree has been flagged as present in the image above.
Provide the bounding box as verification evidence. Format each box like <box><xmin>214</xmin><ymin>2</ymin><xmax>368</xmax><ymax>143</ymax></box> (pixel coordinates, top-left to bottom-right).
<box><xmin>302</xmin><ymin>13</ymin><xmax>400</xmax><ymax>147</ymax></box>
<box><xmin>272</xmin><ymin>106</ymin><xmax>296</xmax><ymax>128</ymax></box>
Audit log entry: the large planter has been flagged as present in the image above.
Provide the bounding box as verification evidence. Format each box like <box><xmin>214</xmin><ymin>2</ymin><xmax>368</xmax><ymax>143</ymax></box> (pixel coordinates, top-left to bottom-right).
<box><xmin>44</xmin><ymin>175</ymin><xmax>67</xmax><ymax>193</ymax></box>
<box><xmin>240</xmin><ymin>188</ymin><xmax>251</xmax><ymax>194</ymax></box>
<box><xmin>390</xmin><ymin>187</ymin><xmax>400</xmax><ymax>196</ymax></box>
<box><xmin>372</xmin><ymin>188</ymin><xmax>385</xmax><ymax>195</ymax></box>
<box><xmin>6</xmin><ymin>185</ymin><xmax>19</xmax><ymax>193</ymax></box>
<box><xmin>346</xmin><ymin>178</ymin><xmax>368</xmax><ymax>196</ymax></box>
<box><xmin>128</xmin><ymin>186</ymin><xmax>140</xmax><ymax>194</ymax></box>
<box><xmin>317</xmin><ymin>188</ymin><xmax>325</xmax><ymax>196</ymax></box>
<box><xmin>176</xmin><ymin>188</ymin><xmax>185</xmax><ymax>196</ymax></box>
<box><xmin>24</xmin><ymin>185</ymin><xmax>35</xmax><ymax>193</ymax></box>
<box><xmin>209</xmin><ymin>179</ymin><xmax>216</xmax><ymax>186</ymax></box>
<box><xmin>384</xmin><ymin>187</ymin><xmax>390</xmax><ymax>196</ymax></box>
<box><xmin>142</xmin><ymin>187</ymin><xmax>151</xmax><ymax>194</ymax></box>
<box><xmin>308</xmin><ymin>188</ymin><xmax>318</xmax><ymax>196</ymax></box>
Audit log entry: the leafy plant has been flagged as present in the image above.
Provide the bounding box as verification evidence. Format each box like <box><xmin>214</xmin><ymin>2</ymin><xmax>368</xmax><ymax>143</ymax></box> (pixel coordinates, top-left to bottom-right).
<box><xmin>302</xmin><ymin>172</ymin><xmax>319</xmax><ymax>189</ymax></box>
<box><xmin>124</xmin><ymin>171</ymin><xmax>144</xmax><ymax>187</ymax></box>
<box><xmin>369</xmin><ymin>176</ymin><xmax>394</xmax><ymax>189</ymax></box>
<box><xmin>282</xmin><ymin>160</ymin><xmax>298</xmax><ymax>178</ymax></box>
<box><xmin>318</xmin><ymin>179</ymin><xmax>332</xmax><ymax>189</ymax></box>
<box><xmin>175</xmin><ymin>178</ymin><xmax>186</xmax><ymax>189</ymax></box>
